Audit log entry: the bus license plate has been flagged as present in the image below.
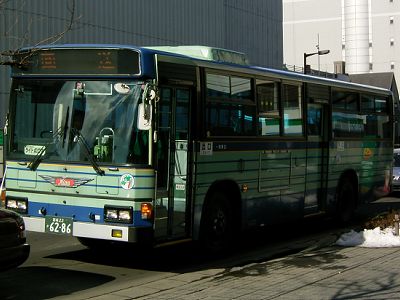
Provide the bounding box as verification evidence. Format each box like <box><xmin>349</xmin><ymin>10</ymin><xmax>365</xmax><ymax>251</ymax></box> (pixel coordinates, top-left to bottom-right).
<box><xmin>45</xmin><ymin>216</ymin><xmax>73</xmax><ymax>235</ymax></box>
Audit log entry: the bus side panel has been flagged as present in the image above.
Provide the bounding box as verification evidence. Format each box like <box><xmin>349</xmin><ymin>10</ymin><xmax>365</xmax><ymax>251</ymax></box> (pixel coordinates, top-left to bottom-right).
<box><xmin>326</xmin><ymin>140</ymin><xmax>392</xmax><ymax>213</ymax></box>
<box><xmin>193</xmin><ymin>141</ymin><xmax>307</xmax><ymax>239</ymax></box>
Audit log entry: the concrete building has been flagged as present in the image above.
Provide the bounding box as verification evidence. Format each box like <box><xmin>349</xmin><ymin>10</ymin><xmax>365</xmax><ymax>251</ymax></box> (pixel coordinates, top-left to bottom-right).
<box><xmin>284</xmin><ymin>0</ymin><xmax>400</xmax><ymax>79</ymax></box>
<box><xmin>0</xmin><ymin>0</ymin><xmax>283</xmax><ymax>126</ymax></box>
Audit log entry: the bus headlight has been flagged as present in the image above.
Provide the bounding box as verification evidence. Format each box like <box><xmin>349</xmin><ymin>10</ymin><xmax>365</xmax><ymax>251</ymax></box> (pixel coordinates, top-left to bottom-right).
<box><xmin>118</xmin><ymin>210</ymin><xmax>132</xmax><ymax>221</ymax></box>
<box><xmin>105</xmin><ymin>209</ymin><xmax>118</xmax><ymax>220</ymax></box>
<box><xmin>6</xmin><ymin>197</ymin><xmax>28</xmax><ymax>214</ymax></box>
<box><xmin>104</xmin><ymin>206</ymin><xmax>133</xmax><ymax>224</ymax></box>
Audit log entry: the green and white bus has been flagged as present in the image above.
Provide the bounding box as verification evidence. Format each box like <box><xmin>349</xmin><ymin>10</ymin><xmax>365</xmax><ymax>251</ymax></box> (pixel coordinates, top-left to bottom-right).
<box><xmin>4</xmin><ymin>44</ymin><xmax>394</xmax><ymax>251</ymax></box>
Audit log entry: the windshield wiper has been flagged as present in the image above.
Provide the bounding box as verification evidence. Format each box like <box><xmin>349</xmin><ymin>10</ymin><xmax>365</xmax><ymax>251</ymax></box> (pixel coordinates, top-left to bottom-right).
<box><xmin>70</xmin><ymin>128</ymin><xmax>105</xmax><ymax>176</ymax></box>
<box><xmin>28</xmin><ymin>127</ymin><xmax>64</xmax><ymax>171</ymax></box>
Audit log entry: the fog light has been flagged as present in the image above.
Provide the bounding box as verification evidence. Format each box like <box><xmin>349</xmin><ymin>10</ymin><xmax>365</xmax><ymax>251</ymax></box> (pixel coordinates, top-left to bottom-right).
<box><xmin>112</xmin><ymin>229</ymin><xmax>123</xmax><ymax>238</ymax></box>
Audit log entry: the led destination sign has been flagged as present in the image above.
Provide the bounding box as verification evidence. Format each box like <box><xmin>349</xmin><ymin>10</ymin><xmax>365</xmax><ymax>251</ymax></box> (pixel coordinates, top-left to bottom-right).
<box><xmin>13</xmin><ymin>48</ymin><xmax>140</xmax><ymax>76</ymax></box>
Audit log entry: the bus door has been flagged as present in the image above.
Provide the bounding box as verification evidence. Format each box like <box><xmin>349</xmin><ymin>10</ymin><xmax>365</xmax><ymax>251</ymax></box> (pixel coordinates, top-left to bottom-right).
<box><xmin>304</xmin><ymin>103</ymin><xmax>329</xmax><ymax>215</ymax></box>
<box><xmin>154</xmin><ymin>87</ymin><xmax>191</xmax><ymax>240</ymax></box>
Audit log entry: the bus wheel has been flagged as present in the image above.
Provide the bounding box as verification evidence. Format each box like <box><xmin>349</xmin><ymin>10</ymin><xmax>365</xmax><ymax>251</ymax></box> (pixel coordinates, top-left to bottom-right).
<box><xmin>336</xmin><ymin>178</ymin><xmax>357</xmax><ymax>224</ymax></box>
<box><xmin>200</xmin><ymin>192</ymin><xmax>233</xmax><ymax>253</ymax></box>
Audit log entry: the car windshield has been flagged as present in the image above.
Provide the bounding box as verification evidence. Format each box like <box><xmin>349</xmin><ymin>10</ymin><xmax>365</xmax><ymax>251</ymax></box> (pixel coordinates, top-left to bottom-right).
<box><xmin>8</xmin><ymin>79</ymin><xmax>150</xmax><ymax>165</ymax></box>
<box><xmin>394</xmin><ymin>151</ymin><xmax>400</xmax><ymax>167</ymax></box>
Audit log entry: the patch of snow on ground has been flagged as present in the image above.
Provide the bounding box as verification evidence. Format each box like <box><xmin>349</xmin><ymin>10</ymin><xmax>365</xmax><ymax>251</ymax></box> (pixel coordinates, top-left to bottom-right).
<box><xmin>336</xmin><ymin>227</ymin><xmax>400</xmax><ymax>247</ymax></box>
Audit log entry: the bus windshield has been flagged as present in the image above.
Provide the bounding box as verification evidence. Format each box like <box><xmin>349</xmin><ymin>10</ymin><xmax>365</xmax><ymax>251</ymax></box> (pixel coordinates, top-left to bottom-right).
<box><xmin>8</xmin><ymin>79</ymin><xmax>149</xmax><ymax>165</ymax></box>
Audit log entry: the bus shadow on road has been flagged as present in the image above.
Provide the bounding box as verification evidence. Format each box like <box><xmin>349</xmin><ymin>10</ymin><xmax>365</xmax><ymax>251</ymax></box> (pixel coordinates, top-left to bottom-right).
<box><xmin>41</xmin><ymin>196</ymin><xmax>400</xmax><ymax>275</ymax></box>
<box><xmin>42</xmin><ymin>216</ymin><xmax>342</xmax><ymax>274</ymax></box>
<box><xmin>0</xmin><ymin>266</ymin><xmax>114</xmax><ymax>300</ymax></box>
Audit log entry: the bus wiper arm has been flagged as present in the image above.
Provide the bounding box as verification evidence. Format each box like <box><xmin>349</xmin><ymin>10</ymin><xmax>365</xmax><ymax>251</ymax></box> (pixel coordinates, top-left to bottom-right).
<box><xmin>71</xmin><ymin>128</ymin><xmax>105</xmax><ymax>176</ymax></box>
<box><xmin>28</xmin><ymin>127</ymin><xmax>64</xmax><ymax>171</ymax></box>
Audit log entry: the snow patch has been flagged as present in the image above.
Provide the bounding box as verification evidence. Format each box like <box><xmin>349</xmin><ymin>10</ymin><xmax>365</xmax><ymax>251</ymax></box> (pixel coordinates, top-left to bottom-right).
<box><xmin>336</xmin><ymin>227</ymin><xmax>400</xmax><ymax>247</ymax></box>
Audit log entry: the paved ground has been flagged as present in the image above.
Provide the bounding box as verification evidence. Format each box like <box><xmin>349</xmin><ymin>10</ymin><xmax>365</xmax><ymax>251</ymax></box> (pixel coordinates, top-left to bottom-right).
<box><xmin>86</xmin><ymin>197</ymin><xmax>400</xmax><ymax>300</ymax></box>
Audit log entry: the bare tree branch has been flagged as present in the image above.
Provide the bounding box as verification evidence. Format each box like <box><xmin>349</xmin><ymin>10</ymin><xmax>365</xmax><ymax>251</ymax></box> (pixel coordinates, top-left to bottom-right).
<box><xmin>34</xmin><ymin>0</ymin><xmax>80</xmax><ymax>46</ymax></box>
<box><xmin>0</xmin><ymin>0</ymin><xmax>81</xmax><ymax>67</ymax></box>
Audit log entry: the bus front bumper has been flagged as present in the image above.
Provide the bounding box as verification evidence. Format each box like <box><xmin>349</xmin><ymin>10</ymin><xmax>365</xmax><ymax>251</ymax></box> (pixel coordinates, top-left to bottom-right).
<box><xmin>23</xmin><ymin>216</ymin><xmax>152</xmax><ymax>243</ymax></box>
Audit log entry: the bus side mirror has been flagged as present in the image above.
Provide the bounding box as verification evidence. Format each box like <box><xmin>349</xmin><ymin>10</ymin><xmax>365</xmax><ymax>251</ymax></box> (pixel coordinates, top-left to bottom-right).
<box><xmin>138</xmin><ymin>83</ymin><xmax>156</xmax><ymax>131</ymax></box>
<box><xmin>137</xmin><ymin>103</ymin><xmax>152</xmax><ymax>131</ymax></box>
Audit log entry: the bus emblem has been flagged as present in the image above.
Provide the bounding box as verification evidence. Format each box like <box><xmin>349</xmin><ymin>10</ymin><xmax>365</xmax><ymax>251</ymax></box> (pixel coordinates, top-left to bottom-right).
<box><xmin>120</xmin><ymin>173</ymin><xmax>135</xmax><ymax>190</ymax></box>
<box><xmin>39</xmin><ymin>175</ymin><xmax>93</xmax><ymax>188</ymax></box>
<box><xmin>55</xmin><ymin>178</ymin><xmax>75</xmax><ymax>187</ymax></box>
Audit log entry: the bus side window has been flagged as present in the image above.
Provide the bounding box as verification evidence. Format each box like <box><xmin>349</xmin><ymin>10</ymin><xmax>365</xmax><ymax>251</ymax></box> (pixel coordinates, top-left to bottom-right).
<box><xmin>307</xmin><ymin>105</ymin><xmax>322</xmax><ymax>136</ymax></box>
<box><xmin>282</xmin><ymin>83</ymin><xmax>303</xmax><ymax>136</ymax></box>
<box><xmin>256</xmin><ymin>79</ymin><xmax>280</xmax><ymax>136</ymax></box>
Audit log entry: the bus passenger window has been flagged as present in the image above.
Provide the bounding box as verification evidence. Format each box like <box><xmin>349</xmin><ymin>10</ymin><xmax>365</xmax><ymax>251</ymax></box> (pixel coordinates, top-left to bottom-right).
<box><xmin>205</xmin><ymin>72</ymin><xmax>256</xmax><ymax>137</ymax></box>
<box><xmin>282</xmin><ymin>84</ymin><xmax>303</xmax><ymax>136</ymax></box>
<box><xmin>307</xmin><ymin>105</ymin><xmax>322</xmax><ymax>136</ymax></box>
<box><xmin>256</xmin><ymin>79</ymin><xmax>280</xmax><ymax>136</ymax></box>
<box><xmin>333</xmin><ymin>90</ymin><xmax>358</xmax><ymax>111</ymax></box>
<box><xmin>375</xmin><ymin>97</ymin><xmax>387</xmax><ymax>113</ymax></box>
<box><xmin>206</xmin><ymin>103</ymin><xmax>255</xmax><ymax>136</ymax></box>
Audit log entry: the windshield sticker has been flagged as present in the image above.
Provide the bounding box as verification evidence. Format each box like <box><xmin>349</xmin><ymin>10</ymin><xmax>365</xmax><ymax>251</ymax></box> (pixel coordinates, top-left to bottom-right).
<box><xmin>24</xmin><ymin>145</ymin><xmax>46</xmax><ymax>156</ymax></box>
<box><xmin>120</xmin><ymin>173</ymin><xmax>135</xmax><ymax>190</ymax></box>
<box><xmin>114</xmin><ymin>83</ymin><xmax>131</xmax><ymax>94</ymax></box>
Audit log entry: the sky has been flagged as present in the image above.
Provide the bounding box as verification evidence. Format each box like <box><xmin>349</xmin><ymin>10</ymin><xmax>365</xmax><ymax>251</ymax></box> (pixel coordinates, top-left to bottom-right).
<box><xmin>336</xmin><ymin>227</ymin><xmax>400</xmax><ymax>248</ymax></box>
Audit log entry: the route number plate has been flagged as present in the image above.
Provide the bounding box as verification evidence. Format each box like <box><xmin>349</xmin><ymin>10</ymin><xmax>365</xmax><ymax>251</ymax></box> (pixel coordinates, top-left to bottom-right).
<box><xmin>45</xmin><ymin>216</ymin><xmax>73</xmax><ymax>235</ymax></box>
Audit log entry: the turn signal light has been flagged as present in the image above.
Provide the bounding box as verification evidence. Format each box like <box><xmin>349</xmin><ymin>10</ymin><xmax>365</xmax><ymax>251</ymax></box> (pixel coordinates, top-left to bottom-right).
<box><xmin>141</xmin><ymin>203</ymin><xmax>153</xmax><ymax>220</ymax></box>
<box><xmin>1</xmin><ymin>189</ymin><xmax>5</xmax><ymax>206</ymax></box>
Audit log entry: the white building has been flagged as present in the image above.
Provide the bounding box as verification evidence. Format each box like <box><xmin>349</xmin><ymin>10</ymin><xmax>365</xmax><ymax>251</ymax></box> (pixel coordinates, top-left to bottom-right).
<box><xmin>284</xmin><ymin>0</ymin><xmax>400</xmax><ymax>79</ymax></box>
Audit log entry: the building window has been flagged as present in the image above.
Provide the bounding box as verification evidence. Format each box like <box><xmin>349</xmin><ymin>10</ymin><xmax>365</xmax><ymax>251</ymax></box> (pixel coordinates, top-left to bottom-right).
<box><xmin>391</xmin><ymin>62</ymin><xmax>395</xmax><ymax>70</ymax></box>
<box><xmin>390</xmin><ymin>16</ymin><xmax>394</xmax><ymax>24</ymax></box>
<box><xmin>391</xmin><ymin>38</ymin><xmax>395</xmax><ymax>46</ymax></box>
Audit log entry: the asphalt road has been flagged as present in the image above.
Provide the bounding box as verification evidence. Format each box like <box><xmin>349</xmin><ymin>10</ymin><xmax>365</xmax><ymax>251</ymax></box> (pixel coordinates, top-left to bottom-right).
<box><xmin>1</xmin><ymin>196</ymin><xmax>398</xmax><ymax>300</ymax></box>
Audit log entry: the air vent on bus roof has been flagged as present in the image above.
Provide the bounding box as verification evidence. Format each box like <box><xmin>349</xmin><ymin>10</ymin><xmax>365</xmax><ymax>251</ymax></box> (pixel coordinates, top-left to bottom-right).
<box><xmin>145</xmin><ymin>46</ymin><xmax>249</xmax><ymax>66</ymax></box>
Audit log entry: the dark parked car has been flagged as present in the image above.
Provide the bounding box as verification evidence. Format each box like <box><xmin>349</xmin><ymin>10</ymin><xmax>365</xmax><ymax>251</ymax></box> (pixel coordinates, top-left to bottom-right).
<box><xmin>0</xmin><ymin>207</ymin><xmax>30</xmax><ymax>271</ymax></box>
<box><xmin>393</xmin><ymin>149</ymin><xmax>400</xmax><ymax>192</ymax></box>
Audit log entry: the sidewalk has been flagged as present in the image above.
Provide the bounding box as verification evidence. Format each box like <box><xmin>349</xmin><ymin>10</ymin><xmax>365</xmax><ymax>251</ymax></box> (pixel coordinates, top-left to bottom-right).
<box><xmin>93</xmin><ymin>197</ymin><xmax>400</xmax><ymax>300</ymax></box>
<box><xmin>115</xmin><ymin>246</ymin><xmax>400</xmax><ymax>300</ymax></box>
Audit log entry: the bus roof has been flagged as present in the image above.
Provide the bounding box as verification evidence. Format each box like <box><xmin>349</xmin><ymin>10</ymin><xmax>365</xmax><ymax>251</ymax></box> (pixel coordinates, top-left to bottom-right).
<box><xmin>14</xmin><ymin>44</ymin><xmax>393</xmax><ymax>96</ymax></box>
<box><xmin>144</xmin><ymin>45</ymin><xmax>249</xmax><ymax>66</ymax></box>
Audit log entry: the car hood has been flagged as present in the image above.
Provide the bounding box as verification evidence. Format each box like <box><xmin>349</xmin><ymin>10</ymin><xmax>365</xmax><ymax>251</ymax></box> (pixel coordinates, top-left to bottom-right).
<box><xmin>0</xmin><ymin>208</ymin><xmax>21</xmax><ymax>220</ymax></box>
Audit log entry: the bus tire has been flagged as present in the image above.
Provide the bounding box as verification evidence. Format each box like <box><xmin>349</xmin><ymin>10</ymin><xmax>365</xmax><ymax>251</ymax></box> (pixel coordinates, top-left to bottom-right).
<box><xmin>200</xmin><ymin>191</ymin><xmax>233</xmax><ymax>253</ymax></box>
<box><xmin>336</xmin><ymin>177</ymin><xmax>357</xmax><ymax>224</ymax></box>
